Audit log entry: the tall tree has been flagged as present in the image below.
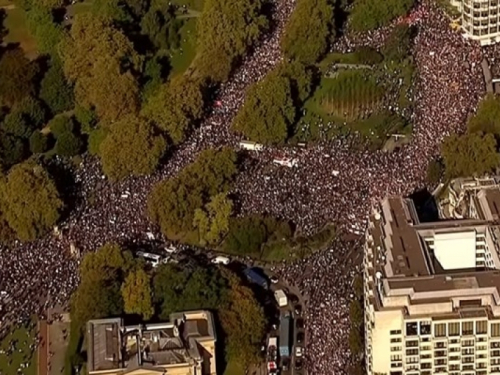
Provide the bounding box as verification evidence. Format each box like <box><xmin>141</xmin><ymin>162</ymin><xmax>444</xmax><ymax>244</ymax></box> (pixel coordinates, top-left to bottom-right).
<box><xmin>122</xmin><ymin>268</ymin><xmax>154</xmax><ymax>320</ymax></box>
<box><xmin>26</xmin><ymin>4</ymin><xmax>65</xmax><ymax>55</ymax></box>
<box><xmin>193</xmin><ymin>192</ymin><xmax>233</xmax><ymax>245</ymax></box>
<box><xmin>281</xmin><ymin>0</ymin><xmax>333</xmax><ymax>64</ymax></box>
<box><xmin>99</xmin><ymin>115</ymin><xmax>167</xmax><ymax>180</ymax></box>
<box><xmin>39</xmin><ymin>60</ymin><xmax>74</xmax><ymax>115</ymax></box>
<box><xmin>143</xmin><ymin>75</ymin><xmax>205</xmax><ymax>144</ymax></box>
<box><xmin>0</xmin><ymin>48</ymin><xmax>38</xmax><ymax>107</ymax></box>
<box><xmin>196</xmin><ymin>0</ymin><xmax>268</xmax><ymax>81</ymax></box>
<box><xmin>61</xmin><ymin>14</ymin><xmax>141</xmax><ymax>123</ymax></box>
<box><xmin>233</xmin><ymin>69</ymin><xmax>295</xmax><ymax>144</ymax></box>
<box><xmin>441</xmin><ymin>132</ymin><xmax>500</xmax><ymax>178</ymax></box>
<box><xmin>0</xmin><ymin>162</ymin><xmax>62</xmax><ymax>241</ymax></box>
<box><xmin>468</xmin><ymin>94</ymin><xmax>500</xmax><ymax>135</ymax></box>
<box><xmin>349</xmin><ymin>0</ymin><xmax>415</xmax><ymax>32</ymax></box>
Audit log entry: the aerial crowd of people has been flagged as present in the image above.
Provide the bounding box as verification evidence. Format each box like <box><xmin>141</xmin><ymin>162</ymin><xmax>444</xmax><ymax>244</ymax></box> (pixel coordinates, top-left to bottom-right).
<box><xmin>0</xmin><ymin>0</ymin><xmax>493</xmax><ymax>373</ymax></box>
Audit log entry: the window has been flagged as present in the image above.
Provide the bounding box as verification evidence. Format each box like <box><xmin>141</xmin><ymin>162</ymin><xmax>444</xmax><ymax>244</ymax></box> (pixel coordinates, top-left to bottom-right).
<box><xmin>390</xmin><ymin>338</ymin><xmax>402</xmax><ymax>343</ymax></box>
<box><xmin>462</xmin><ymin>321</ymin><xmax>474</xmax><ymax>335</ymax></box>
<box><xmin>406</xmin><ymin>340</ymin><xmax>418</xmax><ymax>348</ymax></box>
<box><xmin>406</xmin><ymin>322</ymin><xmax>418</xmax><ymax>336</ymax></box>
<box><xmin>476</xmin><ymin>320</ymin><xmax>488</xmax><ymax>335</ymax></box>
<box><xmin>449</xmin><ymin>322</ymin><xmax>460</xmax><ymax>336</ymax></box>
<box><xmin>492</xmin><ymin>323</ymin><xmax>500</xmax><ymax>337</ymax></box>
<box><xmin>420</xmin><ymin>321</ymin><xmax>431</xmax><ymax>335</ymax></box>
<box><xmin>390</xmin><ymin>329</ymin><xmax>401</xmax><ymax>335</ymax></box>
<box><xmin>406</xmin><ymin>349</ymin><xmax>418</xmax><ymax>356</ymax></box>
<box><xmin>434</xmin><ymin>323</ymin><xmax>446</xmax><ymax>337</ymax></box>
<box><xmin>390</xmin><ymin>354</ymin><xmax>402</xmax><ymax>361</ymax></box>
<box><xmin>391</xmin><ymin>346</ymin><xmax>402</xmax><ymax>352</ymax></box>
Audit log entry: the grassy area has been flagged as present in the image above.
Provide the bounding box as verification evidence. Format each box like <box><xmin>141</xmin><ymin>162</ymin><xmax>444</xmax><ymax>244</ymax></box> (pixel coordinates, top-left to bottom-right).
<box><xmin>0</xmin><ymin>321</ymin><xmax>37</xmax><ymax>375</ymax></box>
<box><xmin>170</xmin><ymin>18</ymin><xmax>197</xmax><ymax>77</ymax></box>
<box><xmin>223</xmin><ymin>360</ymin><xmax>245</xmax><ymax>375</ymax></box>
<box><xmin>68</xmin><ymin>1</ymin><xmax>93</xmax><ymax>16</ymax></box>
<box><xmin>3</xmin><ymin>7</ymin><xmax>38</xmax><ymax>58</ymax></box>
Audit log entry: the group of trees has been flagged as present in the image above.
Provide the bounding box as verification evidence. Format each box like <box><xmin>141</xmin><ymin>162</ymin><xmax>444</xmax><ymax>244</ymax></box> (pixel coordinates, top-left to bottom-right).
<box><xmin>233</xmin><ymin>62</ymin><xmax>313</xmax><ymax>144</ymax></box>
<box><xmin>349</xmin><ymin>0</ymin><xmax>415</xmax><ymax>32</ymax></box>
<box><xmin>70</xmin><ymin>242</ymin><xmax>268</xmax><ymax>368</ymax></box>
<box><xmin>440</xmin><ymin>94</ymin><xmax>500</xmax><ymax>179</ymax></box>
<box><xmin>148</xmin><ymin>148</ymin><xmax>238</xmax><ymax>242</ymax></box>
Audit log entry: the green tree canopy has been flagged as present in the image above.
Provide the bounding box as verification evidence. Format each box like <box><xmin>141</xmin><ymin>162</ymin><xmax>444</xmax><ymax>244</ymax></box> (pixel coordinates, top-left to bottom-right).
<box><xmin>153</xmin><ymin>263</ymin><xmax>229</xmax><ymax>319</ymax></box>
<box><xmin>29</xmin><ymin>131</ymin><xmax>50</xmax><ymax>154</ymax></box>
<box><xmin>148</xmin><ymin>148</ymin><xmax>237</xmax><ymax>238</ymax></box>
<box><xmin>54</xmin><ymin>131</ymin><xmax>83</xmax><ymax>157</ymax></box>
<box><xmin>468</xmin><ymin>94</ymin><xmax>500</xmax><ymax>134</ymax></box>
<box><xmin>281</xmin><ymin>0</ymin><xmax>333</xmax><ymax>64</ymax></box>
<box><xmin>0</xmin><ymin>162</ymin><xmax>62</xmax><ymax>241</ymax></box>
<box><xmin>48</xmin><ymin>115</ymin><xmax>74</xmax><ymax>137</ymax></box>
<box><xmin>219</xmin><ymin>270</ymin><xmax>267</xmax><ymax>367</ymax></box>
<box><xmin>0</xmin><ymin>134</ymin><xmax>28</xmax><ymax>169</ymax></box>
<box><xmin>223</xmin><ymin>216</ymin><xmax>268</xmax><ymax>255</ymax></box>
<box><xmin>426</xmin><ymin>159</ymin><xmax>444</xmax><ymax>185</ymax></box>
<box><xmin>71</xmin><ymin>243</ymin><xmax>134</xmax><ymax>330</ymax></box>
<box><xmin>381</xmin><ymin>24</ymin><xmax>415</xmax><ymax>63</ymax></box>
<box><xmin>142</xmin><ymin>75</ymin><xmax>205</xmax><ymax>144</ymax></box>
<box><xmin>233</xmin><ymin>69</ymin><xmax>295</xmax><ymax>144</ymax></box>
<box><xmin>193</xmin><ymin>192</ymin><xmax>233</xmax><ymax>245</ymax></box>
<box><xmin>349</xmin><ymin>0</ymin><xmax>415</xmax><ymax>32</ymax></box>
<box><xmin>39</xmin><ymin>60</ymin><xmax>74</xmax><ymax>115</ymax></box>
<box><xmin>61</xmin><ymin>13</ymin><xmax>141</xmax><ymax>122</ymax></box>
<box><xmin>195</xmin><ymin>0</ymin><xmax>268</xmax><ymax>82</ymax></box>
<box><xmin>2</xmin><ymin>112</ymin><xmax>32</xmax><ymax>139</ymax></box>
<box><xmin>26</xmin><ymin>3</ymin><xmax>65</xmax><ymax>55</ymax></box>
<box><xmin>121</xmin><ymin>267</ymin><xmax>154</xmax><ymax>320</ymax></box>
<box><xmin>0</xmin><ymin>48</ymin><xmax>38</xmax><ymax>107</ymax></box>
<box><xmin>141</xmin><ymin>5</ymin><xmax>182</xmax><ymax>51</ymax></box>
<box><xmin>442</xmin><ymin>132</ymin><xmax>500</xmax><ymax>178</ymax></box>
<box><xmin>99</xmin><ymin>115</ymin><xmax>167</xmax><ymax>180</ymax></box>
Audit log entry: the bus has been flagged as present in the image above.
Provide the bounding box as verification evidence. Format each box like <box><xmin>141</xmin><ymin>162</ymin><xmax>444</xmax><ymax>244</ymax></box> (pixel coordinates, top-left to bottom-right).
<box><xmin>239</xmin><ymin>141</ymin><xmax>264</xmax><ymax>151</ymax></box>
<box><xmin>136</xmin><ymin>251</ymin><xmax>165</xmax><ymax>267</ymax></box>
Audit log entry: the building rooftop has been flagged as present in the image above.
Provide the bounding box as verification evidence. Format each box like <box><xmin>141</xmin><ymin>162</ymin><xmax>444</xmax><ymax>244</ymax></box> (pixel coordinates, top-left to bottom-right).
<box><xmin>366</xmin><ymin>180</ymin><xmax>500</xmax><ymax>315</ymax></box>
<box><xmin>87</xmin><ymin>311</ymin><xmax>216</xmax><ymax>373</ymax></box>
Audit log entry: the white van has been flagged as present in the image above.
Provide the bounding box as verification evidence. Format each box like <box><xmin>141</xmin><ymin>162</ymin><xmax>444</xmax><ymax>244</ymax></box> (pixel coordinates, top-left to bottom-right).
<box><xmin>164</xmin><ymin>245</ymin><xmax>178</xmax><ymax>254</ymax></box>
<box><xmin>211</xmin><ymin>256</ymin><xmax>230</xmax><ymax>265</ymax></box>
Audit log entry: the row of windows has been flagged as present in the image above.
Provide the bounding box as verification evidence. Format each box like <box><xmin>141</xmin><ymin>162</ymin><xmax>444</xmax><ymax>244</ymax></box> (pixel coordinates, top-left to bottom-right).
<box><xmin>401</xmin><ymin>320</ymin><xmax>495</xmax><ymax>337</ymax></box>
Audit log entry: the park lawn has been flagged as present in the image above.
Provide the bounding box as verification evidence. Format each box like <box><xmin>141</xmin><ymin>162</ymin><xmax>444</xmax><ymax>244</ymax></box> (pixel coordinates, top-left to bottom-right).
<box><xmin>170</xmin><ymin>18</ymin><xmax>197</xmax><ymax>77</ymax></box>
<box><xmin>69</xmin><ymin>0</ymin><xmax>93</xmax><ymax>16</ymax></box>
<box><xmin>0</xmin><ymin>322</ymin><xmax>37</xmax><ymax>375</ymax></box>
<box><xmin>3</xmin><ymin>7</ymin><xmax>38</xmax><ymax>58</ymax></box>
<box><xmin>223</xmin><ymin>360</ymin><xmax>245</xmax><ymax>375</ymax></box>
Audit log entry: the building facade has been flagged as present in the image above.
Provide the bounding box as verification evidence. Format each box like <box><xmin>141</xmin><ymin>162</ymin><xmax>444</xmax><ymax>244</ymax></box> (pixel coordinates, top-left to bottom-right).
<box><xmin>87</xmin><ymin>310</ymin><xmax>216</xmax><ymax>375</ymax></box>
<box><xmin>364</xmin><ymin>184</ymin><xmax>500</xmax><ymax>375</ymax></box>
<box><xmin>451</xmin><ymin>0</ymin><xmax>500</xmax><ymax>45</ymax></box>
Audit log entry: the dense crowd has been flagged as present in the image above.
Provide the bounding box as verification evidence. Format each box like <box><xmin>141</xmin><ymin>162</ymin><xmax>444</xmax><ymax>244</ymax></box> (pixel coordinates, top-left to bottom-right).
<box><xmin>0</xmin><ymin>0</ymin><xmax>491</xmax><ymax>374</ymax></box>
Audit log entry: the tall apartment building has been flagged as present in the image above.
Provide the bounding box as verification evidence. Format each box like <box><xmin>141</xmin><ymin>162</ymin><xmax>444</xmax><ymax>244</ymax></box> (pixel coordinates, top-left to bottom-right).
<box><xmin>451</xmin><ymin>0</ymin><xmax>500</xmax><ymax>45</ymax></box>
<box><xmin>364</xmin><ymin>182</ymin><xmax>500</xmax><ymax>375</ymax></box>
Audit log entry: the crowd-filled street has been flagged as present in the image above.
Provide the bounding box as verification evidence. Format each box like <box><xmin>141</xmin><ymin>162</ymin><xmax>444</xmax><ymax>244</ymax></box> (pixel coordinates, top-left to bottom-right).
<box><xmin>0</xmin><ymin>0</ymin><xmax>491</xmax><ymax>373</ymax></box>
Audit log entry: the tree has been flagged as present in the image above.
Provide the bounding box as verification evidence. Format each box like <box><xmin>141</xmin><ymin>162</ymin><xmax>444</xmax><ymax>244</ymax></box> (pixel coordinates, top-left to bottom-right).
<box><xmin>349</xmin><ymin>327</ymin><xmax>364</xmax><ymax>356</ymax></box>
<box><xmin>281</xmin><ymin>0</ymin><xmax>333</xmax><ymax>64</ymax></box>
<box><xmin>26</xmin><ymin>4</ymin><xmax>65</xmax><ymax>55</ymax></box>
<box><xmin>468</xmin><ymin>93</ymin><xmax>500</xmax><ymax>134</ymax></box>
<box><xmin>223</xmin><ymin>216</ymin><xmax>268</xmax><ymax>255</ymax></box>
<box><xmin>381</xmin><ymin>24</ymin><xmax>415</xmax><ymax>63</ymax></box>
<box><xmin>233</xmin><ymin>69</ymin><xmax>295</xmax><ymax>144</ymax></box>
<box><xmin>141</xmin><ymin>6</ymin><xmax>181</xmax><ymax>50</ymax></box>
<box><xmin>0</xmin><ymin>48</ymin><xmax>38</xmax><ymax>107</ymax></box>
<box><xmin>48</xmin><ymin>115</ymin><xmax>74</xmax><ymax>137</ymax></box>
<box><xmin>219</xmin><ymin>270</ymin><xmax>266</xmax><ymax>367</ymax></box>
<box><xmin>124</xmin><ymin>0</ymin><xmax>149</xmax><ymax>18</ymax></box>
<box><xmin>14</xmin><ymin>96</ymin><xmax>46</xmax><ymax>128</ymax></box>
<box><xmin>0</xmin><ymin>162</ymin><xmax>62</xmax><ymax>241</ymax></box>
<box><xmin>99</xmin><ymin>115</ymin><xmax>167</xmax><ymax>180</ymax></box>
<box><xmin>54</xmin><ymin>131</ymin><xmax>83</xmax><ymax>157</ymax></box>
<box><xmin>61</xmin><ymin>14</ymin><xmax>141</xmax><ymax>122</ymax></box>
<box><xmin>121</xmin><ymin>268</ymin><xmax>154</xmax><ymax>320</ymax></box>
<box><xmin>91</xmin><ymin>0</ymin><xmax>133</xmax><ymax>24</ymax></box>
<box><xmin>39</xmin><ymin>60</ymin><xmax>74</xmax><ymax>115</ymax></box>
<box><xmin>2</xmin><ymin>112</ymin><xmax>31</xmax><ymax>138</ymax></box>
<box><xmin>0</xmin><ymin>134</ymin><xmax>28</xmax><ymax>168</ymax></box>
<box><xmin>441</xmin><ymin>132</ymin><xmax>500</xmax><ymax>178</ymax></box>
<box><xmin>426</xmin><ymin>159</ymin><xmax>444</xmax><ymax>185</ymax></box>
<box><xmin>71</xmin><ymin>243</ymin><xmax>134</xmax><ymax>330</ymax></box>
<box><xmin>153</xmin><ymin>263</ymin><xmax>229</xmax><ymax>319</ymax></box>
<box><xmin>143</xmin><ymin>75</ymin><xmax>205</xmax><ymax>144</ymax></box>
<box><xmin>349</xmin><ymin>0</ymin><xmax>415</xmax><ymax>32</ymax></box>
<box><xmin>29</xmin><ymin>131</ymin><xmax>50</xmax><ymax>154</ymax></box>
<box><xmin>196</xmin><ymin>0</ymin><xmax>268</xmax><ymax>81</ymax></box>
<box><xmin>277</xmin><ymin>61</ymin><xmax>314</xmax><ymax>103</ymax></box>
<box><xmin>193</xmin><ymin>192</ymin><xmax>233</xmax><ymax>245</ymax></box>
<box><xmin>148</xmin><ymin>148</ymin><xmax>237</xmax><ymax>238</ymax></box>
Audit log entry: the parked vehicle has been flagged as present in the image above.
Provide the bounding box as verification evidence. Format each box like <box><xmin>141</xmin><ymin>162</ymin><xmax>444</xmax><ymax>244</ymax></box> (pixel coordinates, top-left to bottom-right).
<box><xmin>295</xmin><ymin>346</ymin><xmax>303</xmax><ymax>358</ymax></box>
<box><xmin>279</xmin><ymin>313</ymin><xmax>292</xmax><ymax>357</ymax></box>
<box><xmin>274</xmin><ymin>289</ymin><xmax>288</xmax><ymax>307</ymax></box>
<box><xmin>211</xmin><ymin>256</ymin><xmax>230</xmax><ymax>265</ymax></box>
<box><xmin>267</xmin><ymin>337</ymin><xmax>278</xmax><ymax>374</ymax></box>
<box><xmin>243</xmin><ymin>267</ymin><xmax>269</xmax><ymax>289</ymax></box>
<box><xmin>296</xmin><ymin>331</ymin><xmax>304</xmax><ymax>344</ymax></box>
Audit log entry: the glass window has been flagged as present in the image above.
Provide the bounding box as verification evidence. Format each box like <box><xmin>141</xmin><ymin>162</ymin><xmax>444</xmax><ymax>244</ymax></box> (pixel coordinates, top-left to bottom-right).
<box><xmin>492</xmin><ymin>323</ymin><xmax>500</xmax><ymax>337</ymax></box>
<box><xmin>449</xmin><ymin>322</ymin><xmax>460</xmax><ymax>336</ymax></box>
<box><xmin>434</xmin><ymin>323</ymin><xmax>446</xmax><ymax>337</ymax></box>
<box><xmin>462</xmin><ymin>321</ymin><xmax>474</xmax><ymax>335</ymax></box>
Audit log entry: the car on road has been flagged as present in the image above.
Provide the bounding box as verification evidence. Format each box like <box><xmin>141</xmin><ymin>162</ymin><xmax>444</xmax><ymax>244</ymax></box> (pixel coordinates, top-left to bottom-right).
<box><xmin>295</xmin><ymin>346</ymin><xmax>303</xmax><ymax>357</ymax></box>
<box><xmin>282</xmin><ymin>359</ymin><xmax>289</xmax><ymax>371</ymax></box>
<box><xmin>296</xmin><ymin>331</ymin><xmax>304</xmax><ymax>344</ymax></box>
<box><xmin>294</xmin><ymin>304</ymin><xmax>302</xmax><ymax>316</ymax></box>
<box><xmin>270</xmin><ymin>275</ymin><xmax>279</xmax><ymax>284</ymax></box>
<box><xmin>211</xmin><ymin>256</ymin><xmax>230</xmax><ymax>265</ymax></box>
<box><xmin>295</xmin><ymin>318</ymin><xmax>304</xmax><ymax>329</ymax></box>
<box><xmin>294</xmin><ymin>358</ymin><xmax>303</xmax><ymax>370</ymax></box>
